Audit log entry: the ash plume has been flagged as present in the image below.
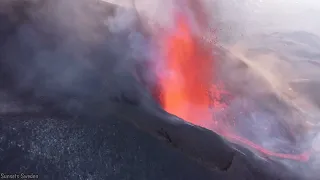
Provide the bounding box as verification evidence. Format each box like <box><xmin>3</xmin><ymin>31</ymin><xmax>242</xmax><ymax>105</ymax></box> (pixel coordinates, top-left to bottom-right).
<box><xmin>0</xmin><ymin>0</ymin><xmax>157</xmax><ymax>116</ymax></box>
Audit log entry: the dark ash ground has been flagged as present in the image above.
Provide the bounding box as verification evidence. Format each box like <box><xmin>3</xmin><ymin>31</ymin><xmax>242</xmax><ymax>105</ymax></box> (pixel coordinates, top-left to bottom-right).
<box><xmin>0</xmin><ymin>91</ymin><xmax>282</xmax><ymax>180</ymax></box>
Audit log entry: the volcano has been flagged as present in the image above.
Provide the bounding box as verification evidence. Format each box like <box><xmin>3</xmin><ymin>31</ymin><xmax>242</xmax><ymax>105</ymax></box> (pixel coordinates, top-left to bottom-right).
<box><xmin>0</xmin><ymin>0</ymin><xmax>318</xmax><ymax>180</ymax></box>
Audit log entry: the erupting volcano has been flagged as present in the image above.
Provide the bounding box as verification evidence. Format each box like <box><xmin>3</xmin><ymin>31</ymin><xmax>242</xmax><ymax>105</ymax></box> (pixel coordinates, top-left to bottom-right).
<box><xmin>154</xmin><ymin>2</ymin><xmax>311</xmax><ymax>162</ymax></box>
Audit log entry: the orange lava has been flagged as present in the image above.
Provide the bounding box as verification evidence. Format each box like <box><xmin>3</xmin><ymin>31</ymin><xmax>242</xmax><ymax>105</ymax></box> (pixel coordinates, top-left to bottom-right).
<box><xmin>159</xmin><ymin>14</ymin><xmax>214</xmax><ymax>124</ymax></box>
<box><xmin>154</xmin><ymin>3</ymin><xmax>310</xmax><ymax>162</ymax></box>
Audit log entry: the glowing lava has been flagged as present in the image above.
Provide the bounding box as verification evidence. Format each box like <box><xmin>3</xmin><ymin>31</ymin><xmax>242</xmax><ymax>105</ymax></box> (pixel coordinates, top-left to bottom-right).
<box><xmin>159</xmin><ymin>14</ymin><xmax>215</xmax><ymax>124</ymax></box>
<box><xmin>155</xmin><ymin>4</ymin><xmax>310</xmax><ymax>162</ymax></box>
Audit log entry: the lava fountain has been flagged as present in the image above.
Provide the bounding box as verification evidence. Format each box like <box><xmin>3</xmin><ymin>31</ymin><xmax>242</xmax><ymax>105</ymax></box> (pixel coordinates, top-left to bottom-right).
<box><xmin>159</xmin><ymin>14</ymin><xmax>216</xmax><ymax>125</ymax></box>
<box><xmin>154</xmin><ymin>1</ymin><xmax>310</xmax><ymax>162</ymax></box>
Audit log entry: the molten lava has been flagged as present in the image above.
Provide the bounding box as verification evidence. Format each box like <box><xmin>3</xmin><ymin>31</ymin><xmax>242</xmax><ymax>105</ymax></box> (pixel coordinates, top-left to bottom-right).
<box><xmin>155</xmin><ymin>3</ymin><xmax>310</xmax><ymax>162</ymax></box>
<box><xmin>159</xmin><ymin>14</ymin><xmax>215</xmax><ymax>124</ymax></box>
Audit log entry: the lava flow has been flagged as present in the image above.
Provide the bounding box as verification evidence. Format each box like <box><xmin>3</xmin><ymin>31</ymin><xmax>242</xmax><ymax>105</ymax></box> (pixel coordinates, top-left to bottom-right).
<box><xmin>154</xmin><ymin>3</ymin><xmax>310</xmax><ymax>162</ymax></box>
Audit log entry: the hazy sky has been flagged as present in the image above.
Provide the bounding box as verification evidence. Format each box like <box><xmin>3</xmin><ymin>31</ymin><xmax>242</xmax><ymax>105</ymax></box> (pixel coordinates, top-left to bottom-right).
<box><xmin>102</xmin><ymin>0</ymin><xmax>320</xmax><ymax>36</ymax></box>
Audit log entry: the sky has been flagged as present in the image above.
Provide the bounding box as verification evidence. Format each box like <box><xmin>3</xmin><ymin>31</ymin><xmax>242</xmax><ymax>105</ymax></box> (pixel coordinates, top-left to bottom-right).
<box><xmin>102</xmin><ymin>0</ymin><xmax>320</xmax><ymax>37</ymax></box>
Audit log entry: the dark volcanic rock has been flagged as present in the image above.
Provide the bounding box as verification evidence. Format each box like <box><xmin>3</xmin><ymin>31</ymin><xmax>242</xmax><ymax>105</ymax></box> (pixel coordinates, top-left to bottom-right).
<box><xmin>0</xmin><ymin>90</ymin><xmax>292</xmax><ymax>180</ymax></box>
<box><xmin>0</xmin><ymin>110</ymin><xmax>223</xmax><ymax>180</ymax></box>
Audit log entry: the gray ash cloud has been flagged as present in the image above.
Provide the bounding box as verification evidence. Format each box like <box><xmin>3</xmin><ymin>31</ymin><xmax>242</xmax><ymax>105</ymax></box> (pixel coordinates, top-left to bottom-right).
<box><xmin>0</xmin><ymin>0</ymin><xmax>157</xmax><ymax>116</ymax></box>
